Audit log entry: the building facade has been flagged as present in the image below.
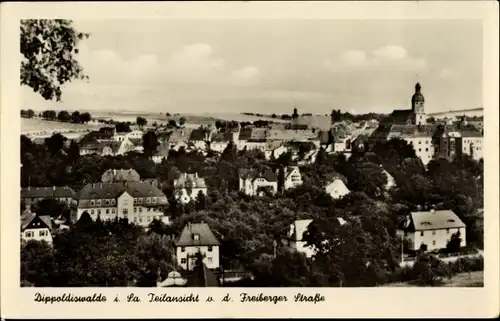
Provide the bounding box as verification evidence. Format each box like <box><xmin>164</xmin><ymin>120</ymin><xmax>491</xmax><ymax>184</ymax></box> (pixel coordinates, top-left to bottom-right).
<box><xmin>397</xmin><ymin>209</ymin><xmax>467</xmax><ymax>252</ymax></box>
<box><xmin>70</xmin><ymin>181</ymin><xmax>169</xmax><ymax>228</ymax></box>
<box><xmin>239</xmin><ymin>170</ymin><xmax>278</xmax><ymax>196</ymax></box>
<box><xmin>175</xmin><ymin>222</ymin><xmax>220</xmax><ymax>271</ymax></box>
<box><xmin>21</xmin><ymin>186</ymin><xmax>75</xmax><ymax>206</ymax></box>
<box><xmin>21</xmin><ymin>212</ymin><xmax>53</xmax><ymax>245</ymax></box>
<box><xmin>173</xmin><ymin>173</ymin><xmax>208</xmax><ymax>204</ymax></box>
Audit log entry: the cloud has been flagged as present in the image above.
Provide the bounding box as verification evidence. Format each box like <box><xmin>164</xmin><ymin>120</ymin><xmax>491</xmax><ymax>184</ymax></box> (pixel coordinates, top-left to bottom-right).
<box><xmin>326</xmin><ymin>45</ymin><xmax>427</xmax><ymax>72</ymax></box>
<box><xmin>439</xmin><ymin>68</ymin><xmax>456</xmax><ymax>79</ymax></box>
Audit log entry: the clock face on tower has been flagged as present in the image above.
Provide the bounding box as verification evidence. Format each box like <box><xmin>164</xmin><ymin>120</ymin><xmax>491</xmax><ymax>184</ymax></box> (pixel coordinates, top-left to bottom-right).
<box><xmin>415</xmin><ymin>101</ymin><xmax>424</xmax><ymax>113</ymax></box>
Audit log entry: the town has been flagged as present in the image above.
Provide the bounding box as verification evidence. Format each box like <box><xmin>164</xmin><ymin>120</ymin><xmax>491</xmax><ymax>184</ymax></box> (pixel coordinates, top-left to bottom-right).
<box><xmin>20</xmin><ymin>82</ymin><xmax>485</xmax><ymax>287</ymax></box>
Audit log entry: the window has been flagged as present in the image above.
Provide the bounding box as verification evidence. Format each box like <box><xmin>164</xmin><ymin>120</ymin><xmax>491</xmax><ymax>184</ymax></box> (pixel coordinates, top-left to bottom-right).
<box><xmin>91</xmin><ymin>210</ymin><xmax>95</xmax><ymax>214</ymax></box>
<box><xmin>134</xmin><ymin>208</ymin><xmax>137</xmax><ymax>213</ymax></box>
<box><xmin>112</xmin><ymin>208</ymin><xmax>115</xmax><ymax>214</ymax></box>
<box><xmin>133</xmin><ymin>199</ymin><xmax>137</xmax><ymax>204</ymax></box>
<box><xmin>90</xmin><ymin>200</ymin><xmax>95</xmax><ymax>206</ymax></box>
<box><xmin>25</xmin><ymin>231</ymin><xmax>32</xmax><ymax>237</ymax></box>
<box><xmin>425</xmin><ymin>148</ymin><xmax>428</xmax><ymax>152</ymax></box>
<box><xmin>208</xmin><ymin>246</ymin><xmax>213</xmax><ymax>252</ymax></box>
<box><xmin>432</xmin><ymin>240</ymin><xmax>436</xmax><ymax>246</ymax></box>
<box><xmin>432</xmin><ymin>231</ymin><xmax>436</xmax><ymax>235</ymax></box>
<box><xmin>181</xmin><ymin>258</ymin><xmax>187</xmax><ymax>264</ymax></box>
<box><xmin>418</xmin><ymin>141</ymin><xmax>421</xmax><ymax>144</ymax></box>
<box><xmin>97</xmin><ymin>200</ymin><xmax>101</xmax><ymax>206</ymax></box>
<box><xmin>193</xmin><ymin>234</ymin><xmax>200</xmax><ymax>241</ymax></box>
<box><xmin>446</xmin><ymin>229</ymin><xmax>450</xmax><ymax>234</ymax></box>
<box><xmin>111</xmin><ymin>199</ymin><xmax>116</xmax><ymax>205</ymax></box>
<box><xmin>420</xmin><ymin>231</ymin><xmax>424</xmax><ymax>236</ymax></box>
<box><xmin>139</xmin><ymin>217</ymin><xmax>143</xmax><ymax>223</ymax></box>
<box><xmin>39</xmin><ymin>230</ymin><xmax>46</xmax><ymax>237</ymax></box>
<box><xmin>123</xmin><ymin>208</ymin><xmax>128</xmax><ymax>215</ymax></box>
<box><xmin>146</xmin><ymin>198</ymin><xmax>151</xmax><ymax>203</ymax></box>
<box><xmin>105</xmin><ymin>200</ymin><xmax>110</xmax><ymax>205</ymax></box>
<box><xmin>106</xmin><ymin>209</ymin><xmax>109</xmax><ymax>214</ymax></box>
<box><xmin>138</xmin><ymin>198</ymin><xmax>143</xmax><ymax>204</ymax></box>
<box><xmin>418</xmin><ymin>148</ymin><xmax>421</xmax><ymax>152</ymax></box>
<box><xmin>97</xmin><ymin>209</ymin><xmax>101</xmax><ymax>215</ymax></box>
<box><xmin>152</xmin><ymin>197</ymin><xmax>156</xmax><ymax>203</ymax></box>
<box><xmin>181</xmin><ymin>247</ymin><xmax>185</xmax><ymax>252</ymax></box>
<box><xmin>139</xmin><ymin>207</ymin><xmax>143</xmax><ymax>212</ymax></box>
<box><xmin>207</xmin><ymin>257</ymin><xmax>213</xmax><ymax>264</ymax></box>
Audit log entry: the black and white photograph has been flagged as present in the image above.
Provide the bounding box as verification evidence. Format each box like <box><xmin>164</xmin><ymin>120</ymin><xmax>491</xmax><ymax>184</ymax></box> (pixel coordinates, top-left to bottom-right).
<box><xmin>1</xmin><ymin>1</ymin><xmax>499</xmax><ymax>319</ymax></box>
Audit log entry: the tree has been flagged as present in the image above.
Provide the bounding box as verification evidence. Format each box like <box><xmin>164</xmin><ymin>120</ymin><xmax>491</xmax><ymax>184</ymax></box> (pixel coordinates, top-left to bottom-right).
<box><xmin>446</xmin><ymin>231</ymin><xmax>462</xmax><ymax>254</ymax></box>
<box><xmin>167</xmin><ymin>119</ymin><xmax>177</xmax><ymax>128</ymax></box>
<box><xmin>80</xmin><ymin>112</ymin><xmax>91</xmax><ymax>124</ymax></box>
<box><xmin>67</xmin><ymin>140</ymin><xmax>80</xmax><ymax>164</ymax></box>
<box><xmin>179</xmin><ymin>117</ymin><xmax>186</xmax><ymax>127</ymax></box>
<box><xmin>292</xmin><ymin>108</ymin><xmax>299</xmax><ymax>120</ymax></box>
<box><xmin>115</xmin><ymin>122</ymin><xmax>132</xmax><ymax>133</ymax></box>
<box><xmin>142</xmin><ymin>131</ymin><xmax>159</xmax><ymax>158</ymax></box>
<box><xmin>34</xmin><ymin>199</ymin><xmax>69</xmax><ymax>218</ymax></box>
<box><xmin>44</xmin><ymin>133</ymin><xmax>67</xmax><ymax>155</ymax></box>
<box><xmin>57</xmin><ymin>110</ymin><xmax>71</xmax><ymax>122</ymax></box>
<box><xmin>20</xmin><ymin>19</ymin><xmax>89</xmax><ymax>101</ymax></box>
<box><xmin>21</xmin><ymin>240</ymin><xmax>54</xmax><ymax>286</ymax></box>
<box><xmin>137</xmin><ymin>116</ymin><xmax>147</xmax><ymax>128</ymax></box>
<box><xmin>21</xmin><ymin>109</ymin><xmax>35</xmax><ymax>118</ymax></box>
<box><xmin>42</xmin><ymin>110</ymin><xmax>57</xmax><ymax>120</ymax></box>
<box><xmin>70</xmin><ymin>111</ymin><xmax>81</xmax><ymax>123</ymax></box>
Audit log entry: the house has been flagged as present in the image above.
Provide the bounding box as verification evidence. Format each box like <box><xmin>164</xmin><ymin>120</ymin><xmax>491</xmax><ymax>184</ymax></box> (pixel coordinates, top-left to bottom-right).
<box><xmin>239</xmin><ymin>169</ymin><xmax>278</xmax><ymax>196</ymax></box>
<box><xmin>282</xmin><ymin>166</ymin><xmax>303</xmax><ymax>191</ymax></box>
<box><xmin>175</xmin><ymin>222</ymin><xmax>220</xmax><ymax>271</ymax></box>
<box><xmin>173</xmin><ymin>173</ymin><xmax>208</xmax><ymax>204</ymax></box>
<box><xmin>101</xmin><ymin>168</ymin><xmax>141</xmax><ymax>183</ymax></box>
<box><xmin>282</xmin><ymin>218</ymin><xmax>347</xmax><ymax>258</ymax></box>
<box><xmin>324</xmin><ymin>178</ymin><xmax>350</xmax><ymax>199</ymax></box>
<box><xmin>70</xmin><ymin>181</ymin><xmax>169</xmax><ymax>228</ymax></box>
<box><xmin>167</xmin><ymin>128</ymin><xmax>192</xmax><ymax>151</ymax></box>
<box><xmin>397</xmin><ymin>209</ymin><xmax>467</xmax><ymax>252</ymax></box>
<box><xmin>189</xmin><ymin>128</ymin><xmax>211</xmax><ymax>151</ymax></box>
<box><xmin>21</xmin><ymin>210</ymin><xmax>53</xmax><ymax>245</ymax></box>
<box><xmin>210</xmin><ymin>131</ymin><xmax>237</xmax><ymax>153</ymax></box>
<box><xmin>21</xmin><ymin>186</ymin><xmax>75</xmax><ymax>206</ymax></box>
<box><xmin>264</xmin><ymin>142</ymin><xmax>288</xmax><ymax>160</ymax></box>
<box><xmin>151</xmin><ymin>141</ymin><xmax>170</xmax><ymax>164</ymax></box>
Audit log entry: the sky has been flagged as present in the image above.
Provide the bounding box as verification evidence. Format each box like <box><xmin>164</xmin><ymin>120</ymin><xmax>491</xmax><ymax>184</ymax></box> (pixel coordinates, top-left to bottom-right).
<box><xmin>21</xmin><ymin>19</ymin><xmax>483</xmax><ymax>115</ymax></box>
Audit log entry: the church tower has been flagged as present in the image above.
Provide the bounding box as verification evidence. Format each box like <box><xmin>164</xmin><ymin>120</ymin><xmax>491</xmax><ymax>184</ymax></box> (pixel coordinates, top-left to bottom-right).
<box><xmin>411</xmin><ymin>82</ymin><xmax>426</xmax><ymax>125</ymax></box>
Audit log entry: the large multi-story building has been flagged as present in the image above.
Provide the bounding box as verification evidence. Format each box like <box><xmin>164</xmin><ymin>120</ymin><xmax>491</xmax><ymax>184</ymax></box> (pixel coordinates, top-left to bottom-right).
<box><xmin>70</xmin><ymin>181</ymin><xmax>169</xmax><ymax>227</ymax></box>
<box><xmin>21</xmin><ymin>186</ymin><xmax>75</xmax><ymax>206</ymax></box>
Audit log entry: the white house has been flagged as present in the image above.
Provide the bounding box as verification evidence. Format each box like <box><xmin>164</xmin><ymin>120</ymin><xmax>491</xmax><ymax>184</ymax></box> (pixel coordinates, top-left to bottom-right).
<box><xmin>175</xmin><ymin>222</ymin><xmax>220</xmax><ymax>271</ymax></box>
<box><xmin>265</xmin><ymin>144</ymin><xmax>288</xmax><ymax>160</ymax></box>
<box><xmin>381</xmin><ymin>168</ymin><xmax>396</xmax><ymax>191</ymax></box>
<box><xmin>239</xmin><ymin>169</ymin><xmax>278</xmax><ymax>196</ymax></box>
<box><xmin>282</xmin><ymin>217</ymin><xmax>347</xmax><ymax>258</ymax></box>
<box><xmin>397</xmin><ymin>209</ymin><xmax>467</xmax><ymax>252</ymax></box>
<box><xmin>324</xmin><ymin>178</ymin><xmax>350</xmax><ymax>199</ymax></box>
<box><xmin>282</xmin><ymin>166</ymin><xmax>303</xmax><ymax>191</ymax></box>
<box><xmin>21</xmin><ymin>211</ymin><xmax>53</xmax><ymax>245</ymax></box>
<box><xmin>173</xmin><ymin>173</ymin><xmax>208</xmax><ymax>204</ymax></box>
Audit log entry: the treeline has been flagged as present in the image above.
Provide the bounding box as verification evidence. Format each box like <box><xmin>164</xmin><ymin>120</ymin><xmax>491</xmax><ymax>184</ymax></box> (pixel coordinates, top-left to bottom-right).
<box><xmin>25</xmin><ymin>110</ymin><xmax>93</xmax><ymax>124</ymax></box>
<box><xmin>331</xmin><ymin>109</ymin><xmax>387</xmax><ymax>123</ymax></box>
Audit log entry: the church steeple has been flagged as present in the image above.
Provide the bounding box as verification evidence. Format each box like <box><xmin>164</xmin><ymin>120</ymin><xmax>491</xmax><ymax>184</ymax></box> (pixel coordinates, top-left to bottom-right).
<box><xmin>411</xmin><ymin>82</ymin><xmax>426</xmax><ymax>125</ymax></box>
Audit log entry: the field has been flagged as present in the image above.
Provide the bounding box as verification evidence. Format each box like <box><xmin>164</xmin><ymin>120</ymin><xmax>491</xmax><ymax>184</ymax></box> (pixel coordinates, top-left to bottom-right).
<box><xmin>22</xmin><ymin>111</ymin><xmax>289</xmax><ymax>134</ymax></box>
<box><xmin>21</xmin><ymin>118</ymin><xmax>102</xmax><ymax>134</ymax></box>
<box><xmin>382</xmin><ymin>271</ymin><xmax>484</xmax><ymax>287</ymax></box>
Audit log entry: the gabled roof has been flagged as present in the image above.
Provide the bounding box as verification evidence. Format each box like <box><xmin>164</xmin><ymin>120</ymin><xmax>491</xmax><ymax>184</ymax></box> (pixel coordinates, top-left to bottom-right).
<box><xmin>239</xmin><ymin>168</ymin><xmax>278</xmax><ymax>182</ymax></box>
<box><xmin>174</xmin><ymin>173</ymin><xmax>207</xmax><ymax>189</ymax></box>
<box><xmin>21</xmin><ymin>212</ymin><xmax>52</xmax><ymax>231</ymax></box>
<box><xmin>211</xmin><ymin>132</ymin><xmax>233</xmax><ymax>142</ymax></box>
<box><xmin>175</xmin><ymin>223</ymin><xmax>220</xmax><ymax>247</ymax></box>
<box><xmin>101</xmin><ymin>169</ymin><xmax>140</xmax><ymax>182</ymax></box>
<box><xmin>387</xmin><ymin>109</ymin><xmax>413</xmax><ymax>124</ymax></box>
<box><xmin>153</xmin><ymin>142</ymin><xmax>170</xmax><ymax>157</ymax></box>
<box><xmin>129</xmin><ymin>138</ymin><xmax>143</xmax><ymax>146</ymax></box>
<box><xmin>21</xmin><ymin>186</ymin><xmax>75</xmax><ymax>199</ymax></box>
<box><xmin>410</xmin><ymin>210</ymin><xmax>465</xmax><ymax>231</ymax></box>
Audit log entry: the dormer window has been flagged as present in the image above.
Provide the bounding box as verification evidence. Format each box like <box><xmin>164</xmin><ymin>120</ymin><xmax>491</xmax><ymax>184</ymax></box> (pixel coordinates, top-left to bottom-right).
<box><xmin>105</xmin><ymin>200</ymin><xmax>110</xmax><ymax>205</ymax></box>
<box><xmin>152</xmin><ymin>197</ymin><xmax>156</xmax><ymax>203</ymax></box>
<box><xmin>193</xmin><ymin>234</ymin><xmax>200</xmax><ymax>241</ymax></box>
<box><xmin>447</xmin><ymin>219</ymin><xmax>455</xmax><ymax>223</ymax></box>
<box><xmin>90</xmin><ymin>200</ymin><xmax>95</xmax><ymax>206</ymax></box>
<box><xmin>146</xmin><ymin>198</ymin><xmax>151</xmax><ymax>203</ymax></box>
<box><xmin>111</xmin><ymin>199</ymin><xmax>116</xmax><ymax>205</ymax></box>
<box><xmin>96</xmin><ymin>200</ymin><xmax>101</xmax><ymax>206</ymax></box>
<box><xmin>138</xmin><ymin>198</ymin><xmax>143</xmax><ymax>204</ymax></box>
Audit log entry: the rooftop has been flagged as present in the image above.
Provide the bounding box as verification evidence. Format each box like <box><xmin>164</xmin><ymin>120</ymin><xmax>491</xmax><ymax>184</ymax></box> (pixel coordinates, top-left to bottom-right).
<box><xmin>175</xmin><ymin>223</ymin><xmax>220</xmax><ymax>247</ymax></box>
<box><xmin>409</xmin><ymin>210</ymin><xmax>465</xmax><ymax>231</ymax></box>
